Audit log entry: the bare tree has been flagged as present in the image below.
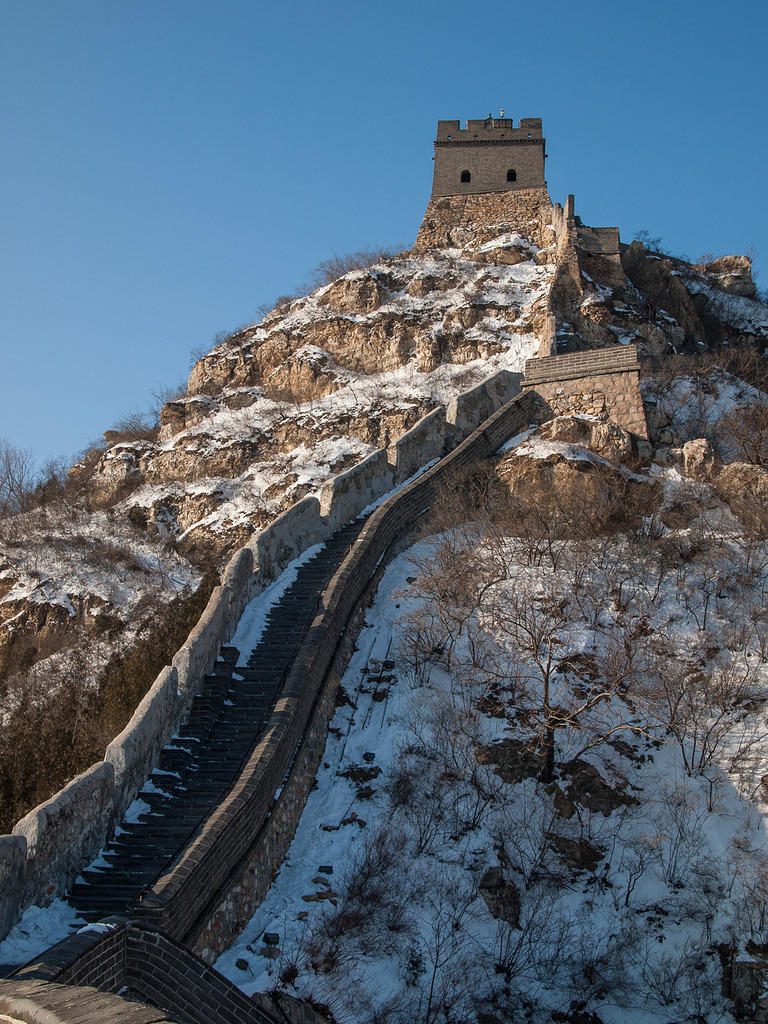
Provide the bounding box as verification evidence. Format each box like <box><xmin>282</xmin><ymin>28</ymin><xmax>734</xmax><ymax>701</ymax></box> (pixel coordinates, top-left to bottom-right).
<box><xmin>0</xmin><ymin>438</ymin><xmax>35</xmax><ymax>516</ymax></box>
<box><xmin>648</xmin><ymin>645</ymin><xmax>764</xmax><ymax>777</ymax></box>
<box><xmin>309</xmin><ymin>246</ymin><xmax>403</xmax><ymax>288</ymax></box>
<box><xmin>718</xmin><ymin>392</ymin><xmax>768</xmax><ymax>466</ymax></box>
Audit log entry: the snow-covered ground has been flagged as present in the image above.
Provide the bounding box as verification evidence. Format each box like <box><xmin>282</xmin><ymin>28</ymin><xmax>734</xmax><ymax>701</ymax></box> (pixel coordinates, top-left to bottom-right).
<box><xmin>0</xmin><ymin>900</ymin><xmax>84</xmax><ymax>969</ymax></box>
<box><xmin>0</xmin><ymin>508</ymin><xmax>196</xmax><ymax>617</ymax></box>
<box><xmin>0</xmin><ymin>544</ymin><xmax>329</xmax><ymax>969</ymax></box>
<box><xmin>131</xmin><ymin>250</ymin><xmax>553</xmax><ymax>539</ymax></box>
<box><xmin>641</xmin><ymin>367</ymin><xmax>768</xmax><ymax>470</ymax></box>
<box><xmin>214</xmin><ymin>460</ymin><xmax>768</xmax><ymax>1023</ymax></box>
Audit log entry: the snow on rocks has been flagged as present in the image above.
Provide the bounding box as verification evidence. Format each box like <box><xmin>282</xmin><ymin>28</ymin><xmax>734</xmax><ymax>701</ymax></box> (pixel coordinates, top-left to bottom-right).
<box><xmin>681</xmin><ymin>274</ymin><xmax>768</xmax><ymax>333</ymax></box>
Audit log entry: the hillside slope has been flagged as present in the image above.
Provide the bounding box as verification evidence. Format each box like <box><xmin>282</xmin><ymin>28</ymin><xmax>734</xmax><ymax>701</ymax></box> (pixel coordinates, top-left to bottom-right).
<box><xmin>0</xmin><ymin>218</ymin><xmax>553</xmax><ymax>830</ymax></box>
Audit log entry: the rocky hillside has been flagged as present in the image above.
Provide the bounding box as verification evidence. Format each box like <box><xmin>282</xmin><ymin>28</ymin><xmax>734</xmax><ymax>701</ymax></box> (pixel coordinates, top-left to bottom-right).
<box><xmin>113</xmin><ymin>237</ymin><xmax>552</xmax><ymax>564</ymax></box>
<box><xmin>3</xmin><ymin>173</ymin><xmax>768</xmax><ymax>1022</ymax></box>
<box><xmin>210</xmin><ymin>401</ymin><xmax>768</xmax><ymax>1024</ymax></box>
<box><xmin>1</xmin><ymin>184</ymin><xmax>767</xmax><ymax>837</ymax></box>
<box><xmin>0</xmin><ymin>216</ymin><xmax>553</xmax><ymax>829</ymax></box>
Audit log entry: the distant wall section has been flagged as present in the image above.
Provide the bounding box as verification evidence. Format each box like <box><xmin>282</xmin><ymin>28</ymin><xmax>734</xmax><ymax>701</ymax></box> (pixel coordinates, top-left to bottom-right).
<box><xmin>523</xmin><ymin>345</ymin><xmax>647</xmax><ymax>438</ymax></box>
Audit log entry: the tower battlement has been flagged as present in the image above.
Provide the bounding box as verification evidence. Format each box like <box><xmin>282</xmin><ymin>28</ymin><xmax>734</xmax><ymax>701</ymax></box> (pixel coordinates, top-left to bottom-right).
<box><xmin>431</xmin><ymin>114</ymin><xmax>546</xmax><ymax>197</ymax></box>
<box><xmin>436</xmin><ymin>117</ymin><xmax>543</xmax><ymax>141</ymax></box>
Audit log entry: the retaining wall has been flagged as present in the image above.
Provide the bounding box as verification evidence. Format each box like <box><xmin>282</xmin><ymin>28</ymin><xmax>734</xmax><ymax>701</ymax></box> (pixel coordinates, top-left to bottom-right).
<box><xmin>318</xmin><ymin>449</ymin><xmax>394</xmax><ymax>532</ymax></box>
<box><xmin>414</xmin><ymin>187</ymin><xmax>553</xmax><ymax>251</ymax></box>
<box><xmin>0</xmin><ymin>837</ymin><xmax>25</xmax><ymax>941</ymax></box>
<box><xmin>246</xmin><ymin>497</ymin><xmax>327</xmax><ymax>585</ymax></box>
<box><xmin>388</xmin><ymin>407</ymin><xmax>447</xmax><ymax>482</ymax></box>
<box><xmin>0</xmin><ymin>368</ymin><xmax>519</xmax><ymax>942</ymax></box>
<box><xmin>446</xmin><ymin>369</ymin><xmax>521</xmax><ymax>435</ymax></box>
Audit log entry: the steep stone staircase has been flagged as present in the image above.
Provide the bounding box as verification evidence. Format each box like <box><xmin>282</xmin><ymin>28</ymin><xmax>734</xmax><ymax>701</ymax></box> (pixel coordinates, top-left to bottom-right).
<box><xmin>69</xmin><ymin>517</ymin><xmax>367</xmax><ymax>924</ymax></box>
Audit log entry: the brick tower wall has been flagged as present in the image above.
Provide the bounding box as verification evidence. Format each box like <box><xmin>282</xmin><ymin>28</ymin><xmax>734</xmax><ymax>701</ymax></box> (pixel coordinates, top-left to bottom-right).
<box><xmin>431</xmin><ymin>117</ymin><xmax>546</xmax><ymax>196</ymax></box>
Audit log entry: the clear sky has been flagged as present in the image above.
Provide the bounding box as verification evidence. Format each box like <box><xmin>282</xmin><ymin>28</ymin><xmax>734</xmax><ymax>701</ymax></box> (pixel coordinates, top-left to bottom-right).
<box><xmin>2</xmin><ymin>0</ymin><xmax>766</xmax><ymax>467</ymax></box>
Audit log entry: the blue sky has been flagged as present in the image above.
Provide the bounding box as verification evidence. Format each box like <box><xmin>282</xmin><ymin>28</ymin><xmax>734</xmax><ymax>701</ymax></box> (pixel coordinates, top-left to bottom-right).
<box><xmin>2</xmin><ymin>0</ymin><xmax>766</xmax><ymax>466</ymax></box>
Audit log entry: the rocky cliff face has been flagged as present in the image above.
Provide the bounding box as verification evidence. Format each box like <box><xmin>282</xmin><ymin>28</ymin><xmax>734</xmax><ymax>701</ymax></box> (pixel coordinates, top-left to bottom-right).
<box><xmin>86</xmin><ymin>237</ymin><xmax>553</xmax><ymax>564</ymax></box>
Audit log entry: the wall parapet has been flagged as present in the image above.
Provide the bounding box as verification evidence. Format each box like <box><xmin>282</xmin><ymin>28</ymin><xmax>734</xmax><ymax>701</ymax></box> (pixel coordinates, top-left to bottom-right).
<box><xmin>6</xmin><ymin>919</ymin><xmax>280</xmax><ymax>1024</ymax></box>
<box><xmin>524</xmin><ymin>345</ymin><xmax>641</xmax><ymax>386</ymax></box>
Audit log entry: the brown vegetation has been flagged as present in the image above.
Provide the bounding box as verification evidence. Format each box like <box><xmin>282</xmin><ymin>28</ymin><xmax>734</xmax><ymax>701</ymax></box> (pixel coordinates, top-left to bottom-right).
<box><xmin>0</xmin><ymin>569</ymin><xmax>216</xmax><ymax>833</ymax></box>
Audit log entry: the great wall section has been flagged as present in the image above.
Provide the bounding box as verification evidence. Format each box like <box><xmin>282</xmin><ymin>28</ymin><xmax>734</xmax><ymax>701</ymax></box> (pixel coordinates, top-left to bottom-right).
<box><xmin>0</xmin><ymin>115</ymin><xmax>653</xmax><ymax>1023</ymax></box>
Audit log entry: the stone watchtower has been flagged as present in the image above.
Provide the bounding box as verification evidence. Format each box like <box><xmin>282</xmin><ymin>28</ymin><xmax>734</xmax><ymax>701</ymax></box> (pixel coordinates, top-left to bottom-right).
<box><xmin>431</xmin><ymin>116</ymin><xmax>547</xmax><ymax>196</ymax></box>
<box><xmin>415</xmin><ymin>114</ymin><xmax>552</xmax><ymax>251</ymax></box>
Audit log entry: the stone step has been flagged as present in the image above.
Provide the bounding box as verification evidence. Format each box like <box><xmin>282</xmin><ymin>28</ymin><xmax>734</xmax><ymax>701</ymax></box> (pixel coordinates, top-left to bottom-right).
<box><xmin>68</xmin><ymin>514</ymin><xmax>369</xmax><ymax>922</ymax></box>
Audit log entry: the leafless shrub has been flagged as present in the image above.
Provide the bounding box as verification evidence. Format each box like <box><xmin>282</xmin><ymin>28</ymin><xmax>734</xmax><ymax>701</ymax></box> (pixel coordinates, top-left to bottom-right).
<box><xmin>717</xmin><ymin>393</ymin><xmax>768</xmax><ymax>466</ymax></box>
<box><xmin>149</xmin><ymin>381</ymin><xmax>187</xmax><ymax>425</ymax></box>
<box><xmin>309</xmin><ymin>246</ymin><xmax>404</xmax><ymax>288</ymax></box>
<box><xmin>254</xmin><ymin>245</ymin><xmax>404</xmax><ymax>323</ymax></box>
<box><xmin>496</xmin><ymin>465</ymin><xmax>646</xmax><ymax>572</ymax></box>
<box><xmin>104</xmin><ymin>410</ymin><xmax>158</xmax><ymax>444</ymax></box>
<box><xmin>415</xmin><ymin>869</ymin><xmax>481</xmax><ymax>1024</ymax></box>
<box><xmin>635</xmin><ymin>934</ymin><xmax>713</xmax><ymax>1010</ymax></box>
<box><xmin>492</xmin><ymin>881</ymin><xmax>572</xmax><ymax>987</ymax></box>
<box><xmin>730</xmin><ymin>843</ymin><xmax>768</xmax><ymax>947</ymax></box>
<box><xmin>648</xmin><ymin>646</ymin><xmax>764</xmax><ymax>777</ymax></box>
<box><xmin>402</xmin><ymin>528</ymin><xmax>507</xmax><ymax>670</ymax></box>
<box><xmin>644</xmin><ymin>778</ymin><xmax>707</xmax><ymax>885</ymax></box>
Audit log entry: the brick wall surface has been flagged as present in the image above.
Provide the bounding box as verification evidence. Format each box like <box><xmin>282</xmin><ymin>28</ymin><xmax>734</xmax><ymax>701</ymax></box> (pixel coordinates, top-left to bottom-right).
<box><xmin>522</xmin><ymin>346</ymin><xmax>647</xmax><ymax>438</ymax></box>
<box><xmin>11</xmin><ymin>921</ymin><xmax>280</xmax><ymax>1024</ymax></box>
<box><xmin>524</xmin><ymin>345</ymin><xmax>640</xmax><ymax>385</ymax></box>
<box><xmin>431</xmin><ymin>117</ymin><xmax>546</xmax><ymax>196</ymax></box>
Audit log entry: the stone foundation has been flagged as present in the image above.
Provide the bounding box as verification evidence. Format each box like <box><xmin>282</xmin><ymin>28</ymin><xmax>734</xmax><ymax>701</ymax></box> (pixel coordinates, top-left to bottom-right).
<box><xmin>414</xmin><ymin>188</ymin><xmax>553</xmax><ymax>251</ymax></box>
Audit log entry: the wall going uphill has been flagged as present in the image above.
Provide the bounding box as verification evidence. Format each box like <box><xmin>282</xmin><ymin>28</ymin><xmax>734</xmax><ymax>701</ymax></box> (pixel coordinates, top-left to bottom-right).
<box><xmin>0</xmin><ymin>368</ymin><xmax>524</xmax><ymax>945</ymax></box>
<box><xmin>130</xmin><ymin>391</ymin><xmax>539</xmax><ymax>957</ymax></box>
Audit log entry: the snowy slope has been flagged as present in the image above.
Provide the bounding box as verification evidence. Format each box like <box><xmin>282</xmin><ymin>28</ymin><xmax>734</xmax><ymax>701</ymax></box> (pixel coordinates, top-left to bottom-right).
<box><xmin>214</xmin><ymin>449</ymin><xmax>768</xmax><ymax>1024</ymax></box>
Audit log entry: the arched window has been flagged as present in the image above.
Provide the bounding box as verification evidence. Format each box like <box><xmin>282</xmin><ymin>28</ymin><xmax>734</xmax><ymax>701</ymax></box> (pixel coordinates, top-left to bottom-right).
<box><xmin>507</xmin><ymin>169</ymin><xmax>517</xmax><ymax>182</ymax></box>
<box><xmin>460</xmin><ymin>169</ymin><xmax>471</xmax><ymax>183</ymax></box>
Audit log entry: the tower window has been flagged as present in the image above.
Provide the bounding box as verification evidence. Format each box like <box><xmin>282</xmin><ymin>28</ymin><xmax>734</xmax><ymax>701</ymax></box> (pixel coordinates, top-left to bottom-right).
<box><xmin>460</xmin><ymin>169</ymin><xmax>471</xmax><ymax>183</ymax></box>
<box><xmin>507</xmin><ymin>169</ymin><xmax>517</xmax><ymax>182</ymax></box>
